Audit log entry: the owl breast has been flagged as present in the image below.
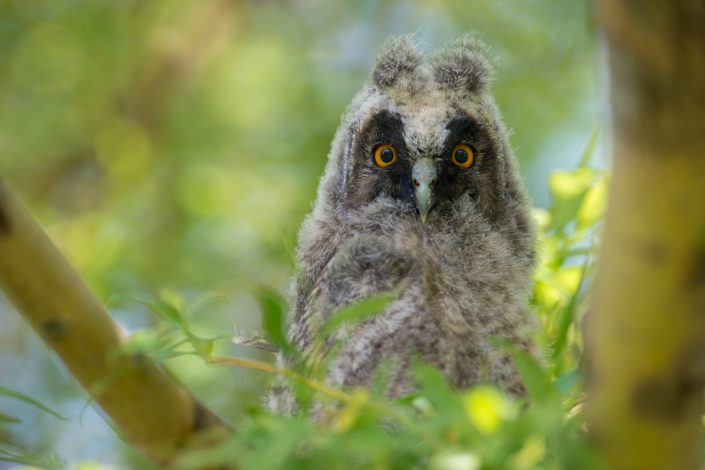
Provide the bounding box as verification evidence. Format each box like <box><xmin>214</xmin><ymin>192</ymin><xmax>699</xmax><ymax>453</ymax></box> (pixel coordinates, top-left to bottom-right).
<box><xmin>292</xmin><ymin>194</ymin><xmax>534</xmax><ymax>398</ymax></box>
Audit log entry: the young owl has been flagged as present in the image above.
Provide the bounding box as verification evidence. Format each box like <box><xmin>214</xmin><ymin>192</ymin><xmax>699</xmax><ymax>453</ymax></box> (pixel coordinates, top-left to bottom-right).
<box><xmin>268</xmin><ymin>35</ymin><xmax>536</xmax><ymax>413</ymax></box>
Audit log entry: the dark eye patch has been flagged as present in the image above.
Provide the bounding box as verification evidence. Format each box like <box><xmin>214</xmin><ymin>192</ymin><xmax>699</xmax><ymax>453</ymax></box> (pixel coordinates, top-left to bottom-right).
<box><xmin>444</xmin><ymin>114</ymin><xmax>479</xmax><ymax>151</ymax></box>
<box><xmin>339</xmin><ymin>110</ymin><xmax>413</xmax><ymax>211</ymax></box>
<box><xmin>445</xmin><ymin>114</ymin><xmax>476</xmax><ymax>134</ymax></box>
<box><xmin>356</xmin><ymin>110</ymin><xmax>408</xmax><ymax>164</ymax></box>
<box><xmin>442</xmin><ymin>113</ymin><xmax>492</xmax><ymax>170</ymax></box>
<box><xmin>432</xmin><ymin>111</ymin><xmax>504</xmax><ymax>223</ymax></box>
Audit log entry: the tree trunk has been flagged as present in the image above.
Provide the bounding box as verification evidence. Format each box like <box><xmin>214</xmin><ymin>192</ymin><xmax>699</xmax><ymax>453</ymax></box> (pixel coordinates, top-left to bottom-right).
<box><xmin>587</xmin><ymin>1</ymin><xmax>705</xmax><ymax>469</ymax></box>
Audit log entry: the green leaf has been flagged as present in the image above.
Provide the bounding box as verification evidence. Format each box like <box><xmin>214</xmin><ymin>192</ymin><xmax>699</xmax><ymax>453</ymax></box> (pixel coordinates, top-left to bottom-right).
<box><xmin>578</xmin><ymin>126</ymin><xmax>600</xmax><ymax>168</ymax></box>
<box><xmin>123</xmin><ymin>329</ymin><xmax>163</xmax><ymax>354</ymax></box>
<box><xmin>494</xmin><ymin>341</ymin><xmax>556</xmax><ymax>405</ymax></box>
<box><xmin>321</xmin><ymin>290</ymin><xmax>398</xmax><ymax>336</ymax></box>
<box><xmin>187</xmin><ymin>292</ymin><xmax>229</xmax><ymax>317</ymax></box>
<box><xmin>0</xmin><ymin>387</ymin><xmax>67</xmax><ymax>420</ymax></box>
<box><xmin>576</xmin><ymin>174</ymin><xmax>608</xmax><ymax>230</ymax></box>
<box><xmin>192</xmin><ymin>337</ymin><xmax>216</xmax><ymax>357</ymax></box>
<box><xmin>410</xmin><ymin>361</ymin><xmax>458</xmax><ymax>414</ymax></box>
<box><xmin>548</xmin><ymin>168</ymin><xmax>596</xmax><ymax>202</ymax></box>
<box><xmin>547</xmin><ymin>168</ymin><xmax>598</xmax><ymax>232</ymax></box>
<box><xmin>135</xmin><ymin>298</ymin><xmax>185</xmax><ymax>326</ymax></box>
<box><xmin>551</xmin><ymin>257</ymin><xmax>590</xmax><ymax>361</ymax></box>
<box><xmin>258</xmin><ymin>420</ymin><xmax>314</xmax><ymax>468</ymax></box>
<box><xmin>256</xmin><ymin>286</ymin><xmax>293</xmax><ymax>354</ymax></box>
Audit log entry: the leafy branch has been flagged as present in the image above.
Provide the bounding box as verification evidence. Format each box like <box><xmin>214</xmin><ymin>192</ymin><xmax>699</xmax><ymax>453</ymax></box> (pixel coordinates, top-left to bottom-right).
<box><xmin>0</xmin><ymin>179</ymin><xmax>231</xmax><ymax>466</ymax></box>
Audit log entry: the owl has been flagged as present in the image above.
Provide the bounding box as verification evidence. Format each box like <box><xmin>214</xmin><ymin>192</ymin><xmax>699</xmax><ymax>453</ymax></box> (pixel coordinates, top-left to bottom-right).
<box><xmin>268</xmin><ymin>35</ymin><xmax>536</xmax><ymax>414</ymax></box>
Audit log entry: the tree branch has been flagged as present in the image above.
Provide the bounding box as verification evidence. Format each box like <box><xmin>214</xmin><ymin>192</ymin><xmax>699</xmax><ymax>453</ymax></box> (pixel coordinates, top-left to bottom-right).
<box><xmin>0</xmin><ymin>180</ymin><xmax>231</xmax><ymax>466</ymax></box>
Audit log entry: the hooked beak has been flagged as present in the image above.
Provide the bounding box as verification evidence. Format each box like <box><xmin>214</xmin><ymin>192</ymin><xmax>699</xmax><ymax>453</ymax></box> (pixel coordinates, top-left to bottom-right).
<box><xmin>412</xmin><ymin>158</ymin><xmax>437</xmax><ymax>223</ymax></box>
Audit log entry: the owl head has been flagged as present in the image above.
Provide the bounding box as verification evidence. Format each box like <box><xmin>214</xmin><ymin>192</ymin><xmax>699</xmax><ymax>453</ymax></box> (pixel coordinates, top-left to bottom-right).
<box><xmin>315</xmin><ymin>34</ymin><xmax>529</xmax><ymax>232</ymax></box>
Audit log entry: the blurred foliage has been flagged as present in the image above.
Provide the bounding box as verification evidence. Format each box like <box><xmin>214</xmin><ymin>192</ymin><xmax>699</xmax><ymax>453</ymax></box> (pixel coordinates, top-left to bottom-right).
<box><xmin>0</xmin><ymin>0</ymin><xmax>602</xmax><ymax>468</ymax></box>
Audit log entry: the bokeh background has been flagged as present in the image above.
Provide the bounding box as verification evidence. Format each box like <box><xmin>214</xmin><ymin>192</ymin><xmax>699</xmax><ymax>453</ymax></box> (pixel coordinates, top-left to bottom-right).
<box><xmin>0</xmin><ymin>0</ymin><xmax>603</xmax><ymax>467</ymax></box>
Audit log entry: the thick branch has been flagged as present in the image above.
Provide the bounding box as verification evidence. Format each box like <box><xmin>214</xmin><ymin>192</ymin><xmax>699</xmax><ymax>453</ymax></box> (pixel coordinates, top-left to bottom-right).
<box><xmin>587</xmin><ymin>2</ymin><xmax>705</xmax><ymax>469</ymax></box>
<box><xmin>0</xmin><ymin>180</ymin><xmax>230</xmax><ymax>465</ymax></box>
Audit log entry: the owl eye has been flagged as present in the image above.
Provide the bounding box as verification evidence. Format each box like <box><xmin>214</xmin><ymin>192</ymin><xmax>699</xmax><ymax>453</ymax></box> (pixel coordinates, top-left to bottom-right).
<box><xmin>451</xmin><ymin>144</ymin><xmax>475</xmax><ymax>169</ymax></box>
<box><xmin>373</xmin><ymin>144</ymin><xmax>398</xmax><ymax>167</ymax></box>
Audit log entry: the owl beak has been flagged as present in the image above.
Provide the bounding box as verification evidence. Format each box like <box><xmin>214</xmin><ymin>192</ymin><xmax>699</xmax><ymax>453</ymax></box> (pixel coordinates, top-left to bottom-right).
<box><xmin>412</xmin><ymin>158</ymin><xmax>437</xmax><ymax>223</ymax></box>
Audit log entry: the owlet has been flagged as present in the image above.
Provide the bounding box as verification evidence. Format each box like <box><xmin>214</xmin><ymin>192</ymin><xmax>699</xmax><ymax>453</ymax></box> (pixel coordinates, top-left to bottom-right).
<box><xmin>268</xmin><ymin>34</ymin><xmax>536</xmax><ymax>414</ymax></box>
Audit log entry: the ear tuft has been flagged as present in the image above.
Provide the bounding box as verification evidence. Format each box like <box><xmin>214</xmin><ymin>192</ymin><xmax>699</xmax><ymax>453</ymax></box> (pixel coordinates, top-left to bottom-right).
<box><xmin>371</xmin><ymin>35</ymin><xmax>422</xmax><ymax>89</ymax></box>
<box><xmin>431</xmin><ymin>34</ymin><xmax>494</xmax><ymax>92</ymax></box>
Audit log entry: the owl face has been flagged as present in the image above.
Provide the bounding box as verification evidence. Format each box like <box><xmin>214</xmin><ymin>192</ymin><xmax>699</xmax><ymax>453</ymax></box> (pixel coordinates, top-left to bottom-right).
<box><xmin>342</xmin><ymin>102</ymin><xmax>505</xmax><ymax>224</ymax></box>
<box><xmin>327</xmin><ymin>35</ymin><xmax>510</xmax><ymax>226</ymax></box>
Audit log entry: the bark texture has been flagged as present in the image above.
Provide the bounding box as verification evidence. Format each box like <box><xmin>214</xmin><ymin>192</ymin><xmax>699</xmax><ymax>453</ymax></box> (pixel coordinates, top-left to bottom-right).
<box><xmin>587</xmin><ymin>1</ymin><xmax>705</xmax><ymax>469</ymax></box>
<box><xmin>0</xmin><ymin>180</ymin><xmax>229</xmax><ymax>466</ymax></box>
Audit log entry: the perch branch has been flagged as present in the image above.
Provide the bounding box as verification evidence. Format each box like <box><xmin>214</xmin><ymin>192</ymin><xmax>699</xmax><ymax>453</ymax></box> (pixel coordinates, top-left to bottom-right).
<box><xmin>0</xmin><ymin>180</ymin><xmax>230</xmax><ymax>466</ymax></box>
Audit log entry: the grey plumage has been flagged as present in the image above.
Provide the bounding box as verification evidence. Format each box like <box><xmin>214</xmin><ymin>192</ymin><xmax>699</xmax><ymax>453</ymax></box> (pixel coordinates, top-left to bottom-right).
<box><xmin>268</xmin><ymin>34</ymin><xmax>536</xmax><ymax>413</ymax></box>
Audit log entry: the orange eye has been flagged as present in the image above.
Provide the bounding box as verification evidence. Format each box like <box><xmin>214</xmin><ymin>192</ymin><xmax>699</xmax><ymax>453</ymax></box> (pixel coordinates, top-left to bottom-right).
<box><xmin>451</xmin><ymin>144</ymin><xmax>475</xmax><ymax>169</ymax></box>
<box><xmin>373</xmin><ymin>144</ymin><xmax>398</xmax><ymax>167</ymax></box>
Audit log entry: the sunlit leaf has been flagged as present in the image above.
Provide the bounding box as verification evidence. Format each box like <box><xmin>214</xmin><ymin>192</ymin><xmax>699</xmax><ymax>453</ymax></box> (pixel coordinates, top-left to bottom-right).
<box><xmin>549</xmin><ymin>168</ymin><xmax>596</xmax><ymax>202</ymax></box>
<box><xmin>510</xmin><ymin>435</ymin><xmax>546</xmax><ymax>469</ymax></box>
<box><xmin>577</xmin><ymin>175</ymin><xmax>609</xmax><ymax>230</ymax></box>
<box><xmin>547</xmin><ymin>168</ymin><xmax>600</xmax><ymax>232</ymax></box>
<box><xmin>333</xmin><ymin>389</ymin><xmax>369</xmax><ymax>433</ymax></box>
<box><xmin>551</xmin><ymin>259</ymin><xmax>590</xmax><ymax>361</ymax></box>
<box><xmin>462</xmin><ymin>386</ymin><xmax>516</xmax><ymax>434</ymax></box>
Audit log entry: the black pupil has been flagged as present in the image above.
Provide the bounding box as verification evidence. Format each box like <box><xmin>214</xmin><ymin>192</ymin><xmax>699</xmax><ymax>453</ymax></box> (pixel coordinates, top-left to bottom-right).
<box><xmin>454</xmin><ymin>149</ymin><xmax>468</xmax><ymax>164</ymax></box>
<box><xmin>380</xmin><ymin>148</ymin><xmax>394</xmax><ymax>163</ymax></box>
